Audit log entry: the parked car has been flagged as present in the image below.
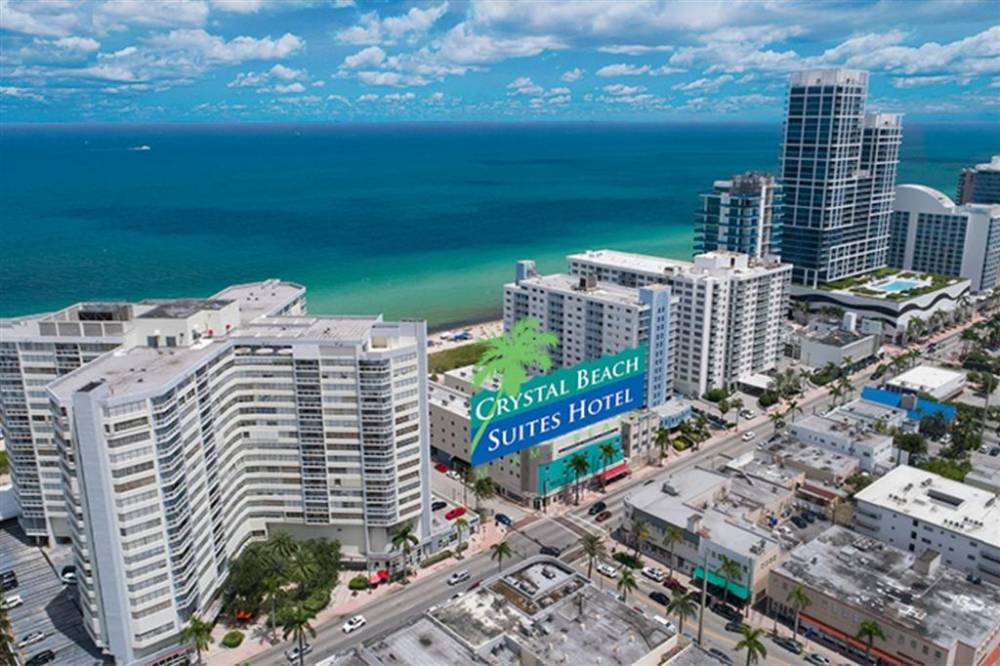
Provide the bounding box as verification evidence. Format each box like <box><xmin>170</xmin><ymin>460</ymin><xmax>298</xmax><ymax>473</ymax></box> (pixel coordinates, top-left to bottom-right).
<box><xmin>773</xmin><ymin>637</ymin><xmax>804</xmax><ymax>654</ymax></box>
<box><xmin>1</xmin><ymin>576</ymin><xmax>17</xmax><ymax>592</ymax></box>
<box><xmin>286</xmin><ymin>643</ymin><xmax>314</xmax><ymax>662</ymax></box>
<box><xmin>596</xmin><ymin>563</ymin><xmax>619</xmax><ymax>578</ymax></box>
<box><xmin>539</xmin><ymin>545</ymin><xmax>562</xmax><ymax>557</ymax></box>
<box><xmin>990</xmin><ymin>447</ymin><xmax>1000</xmax><ymax>457</ymax></box>
<box><xmin>444</xmin><ymin>507</ymin><xmax>466</xmax><ymax>520</ymax></box>
<box><xmin>648</xmin><ymin>591</ymin><xmax>670</xmax><ymax>606</ymax></box>
<box><xmin>342</xmin><ymin>615</ymin><xmax>367</xmax><ymax>634</ymax></box>
<box><xmin>790</xmin><ymin>516</ymin><xmax>808</xmax><ymax>529</ymax></box>
<box><xmin>652</xmin><ymin>615</ymin><xmax>675</xmax><ymax>632</ymax></box>
<box><xmin>0</xmin><ymin>569</ymin><xmax>15</xmax><ymax>581</ymax></box>
<box><xmin>445</xmin><ymin>470</ymin><xmax>462</xmax><ymax>481</ymax></box>
<box><xmin>18</xmin><ymin>632</ymin><xmax>46</xmax><ymax>649</ymax></box>
<box><xmin>495</xmin><ymin>513</ymin><xmax>513</xmax><ymax>526</ymax></box>
<box><xmin>595</xmin><ymin>510</ymin><xmax>613</xmax><ymax>523</ymax></box>
<box><xmin>61</xmin><ymin>570</ymin><xmax>77</xmax><ymax>585</ymax></box>
<box><xmin>447</xmin><ymin>570</ymin><xmax>470</xmax><ymax>586</ymax></box>
<box><xmin>434</xmin><ymin>463</ymin><xmax>448</xmax><ymax>473</ymax></box>
<box><xmin>2</xmin><ymin>594</ymin><xmax>23</xmax><ymax>610</ymax></box>
<box><xmin>641</xmin><ymin>566</ymin><xmax>665</xmax><ymax>583</ymax></box>
<box><xmin>708</xmin><ymin>647</ymin><xmax>734</xmax><ymax>664</ymax></box>
<box><xmin>741</xmin><ymin>431</ymin><xmax>756</xmax><ymax>442</ymax></box>
<box><xmin>25</xmin><ymin>651</ymin><xmax>55</xmax><ymax>666</ymax></box>
<box><xmin>800</xmin><ymin>511</ymin><xmax>816</xmax><ymax>524</ymax></box>
<box><xmin>724</xmin><ymin>619</ymin><xmax>745</xmax><ymax>632</ymax></box>
<box><xmin>663</xmin><ymin>578</ymin><xmax>688</xmax><ymax>594</ymax></box>
<box><xmin>805</xmin><ymin>654</ymin><xmax>831</xmax><ymax>666</ymax></box>
<box><xmin>710</xmin><ymin>602</ymin><xmax>740</xmax><ymax>622</ymax></box>
<box><xmin>431</xmin><ymin>500</ymin><xmax>447</xmax><ymax>511</ymax></box>
<box><xmin>588</xmin><ymin>501</ymin><xmax>608</xmax><ymax>516</ymax></box>
<box><xmin>740</xmin><ymin>409</ymin><xmax>756</xmax><ymax>419</ymax></box>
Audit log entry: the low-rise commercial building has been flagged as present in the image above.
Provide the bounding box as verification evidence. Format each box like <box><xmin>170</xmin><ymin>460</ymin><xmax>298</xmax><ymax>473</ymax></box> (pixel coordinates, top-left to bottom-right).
<box><xmin>769</xmin><ymin>526</ymin><xmax>1000</xmax><ymax>666</ymax></box>
<box><xmin>769</xmin><ymin>439</ymin><xmax>860</xmax><ymax>485</ymax></box>
<box><xmin>623</xmin><ymin>468</ymin><xmax>787</xmax><ymax>605</ymax></box>
<box><xmin>854</xmin><ymin>465</ymin><xmax>1000</xmax><ymax>585</ymax></box>
<box><xmin>886</xmin><ymin>365</ymin><xmax>966</xmax><ymax>400</ymax></box>
<box><xmin>789</xmin><ymin>398</ymin><xmax>905</xmax><ymax>472</ymax></box>
<box><xmin>799</xmin><ymin>327</ymin><xmax>880</xmax><ymax>370</ymax></box>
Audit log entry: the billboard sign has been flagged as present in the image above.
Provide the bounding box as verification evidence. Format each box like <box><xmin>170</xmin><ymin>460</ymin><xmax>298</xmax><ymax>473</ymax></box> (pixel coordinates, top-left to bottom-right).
<box><xmin>469</xmin><ymin>345</ymin><xmax>645</xmax><ymax>467</ymax></box>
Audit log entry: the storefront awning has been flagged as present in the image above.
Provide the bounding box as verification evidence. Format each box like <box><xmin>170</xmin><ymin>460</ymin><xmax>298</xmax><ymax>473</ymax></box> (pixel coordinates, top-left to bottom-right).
<box><xmin>692</xmin><ymin>566</ymin><xmax>750</xmax><ymax>601</ymax></box>
<box><xmin>601</xmin><ymin>461</ymin><xmax>629</xmax><ymax>482</ymax></box>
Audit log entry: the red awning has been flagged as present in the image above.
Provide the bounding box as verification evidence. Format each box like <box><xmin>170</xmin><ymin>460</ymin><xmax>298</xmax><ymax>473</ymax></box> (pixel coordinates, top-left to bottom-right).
<box><xmin>377</xmin><ymin>570</ymin><xmax>390</xmax><ymax>581</ymax></box>
<box><xmin>601</xmin><ymin>462</ymin><xmax>629</xmax><ymax>482</ymax></box>
<box><xmin>368</xmin><ymin>574</ymin><xmax>381</xmax><ymax>585</ymax></box>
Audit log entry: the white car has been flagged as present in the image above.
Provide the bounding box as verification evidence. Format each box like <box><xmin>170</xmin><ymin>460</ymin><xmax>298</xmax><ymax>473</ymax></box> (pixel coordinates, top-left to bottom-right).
<box><xmin>445</xmin><ymin>470</ymin><xmax>462</xmax><ymax>481</ymax></box>
<box><xmin>741</xmin><ymin>431</ymin><xmax>756</xmax><ymax>442</ymax></box>
<box><xmin>641</xmin><ymin>566</ymin><xmax>665</xmax><ymax>583</ymax></box>
<box><xmin>17</xmin><ymin>631</ymin><xmax>45</xmax><ymax>648</ymax></box>
<box><xmin>61</xmin><ymin>570</ymin><xmax>77</xmax><ymax>585</ymax></box>
<box><xmin>740</xmin><ymin>409</ymin><xmax>756</xmax><ymax>419</ymax></box>
<box><xmin>805</xmin><ymin>654</ymin><xmax>831</xmax><ymax>666</ymax></box>
<box><xmin>285</xmin><ymin>643</ymin><xmax>313</xmax><ymax>662</ymax></box>
<box><xmin>596</xmin><ymin>563</ymin><xmax>619</xmax><ymax>579</ymax></box>
<box><xmin>342</xmin><ymin>615</ymin><xmax>367</xmax><ymax>634</ymax></box>
<box><xmin>1</xmin><ymin>594</ymin><xmax>22</xmax><ymax>610</ymax></box>
<box><xmin>447</xmin><ymin>570</ymin><xmax>470</xmax><ymax>586</ymax></box>
<box><xmin>652</xmin><ymin>615</ymin><xmax>676</xmax><ymax>632</ymax></box>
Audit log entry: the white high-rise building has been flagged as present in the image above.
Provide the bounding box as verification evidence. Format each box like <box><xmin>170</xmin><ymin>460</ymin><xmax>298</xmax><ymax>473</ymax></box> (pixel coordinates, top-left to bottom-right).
<box><xmin>503</xmin><ymin>260</ymin><xmax>673</xmax><ymax>408</ymax></box>
<box><xmin>567</xmin><ymin>250</ymin><xmax>791</xmax><ymax>397</ymax></box>
<box><xmin>958</xmin><ymin>155</ymin><xmax>1000</xmax><ymax>205</ymax></box>
<box><xmin>890</xmin><ymin>184</ymin><xmax>1000</xmax><ymax>292</ymax></box>
<box><xmin>6</xmin><ymin>281</ymin><xmax>431</xmax><ymax>665</ymax></box>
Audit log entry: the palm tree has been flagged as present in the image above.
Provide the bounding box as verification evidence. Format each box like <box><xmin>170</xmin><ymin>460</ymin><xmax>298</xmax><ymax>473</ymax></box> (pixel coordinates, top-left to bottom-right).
<box><xmin>828</xmin><ymin>381</ymin><xmax>845</xmax><ymax>406</ymax></box>
<box><xmin>662</xmin><ymin>527</ymin><xmax>683</xmax><ymax>580</ymax></box>
<box><xmin>786</xmin><ymin>584</ymin><xmax>812</xmax><ymax>641</ymax></box>
<box><xmin>0</xmin><ymin>606</ymin><xmax>13</xmax><ymax>659</ymax></box>
<box><xmin>472</xmin><ymin>475</ymin><xmax>496</xmax><ymax>511</ymax></box>
<box><xmin>490</xmin><ymin>540</ymin><xmax>513</xmax><ymax>572</ymax></box>
<box><xmin>454</xmin><ymin>517</ymin><xmax>469</xmax><ymax>558</ymax></box>
<box><xmin>598</xmin><ymin>442</ymin><xmax>617</xmax><ymax>491</ymax></box>
<box><xmin>179</xmin><ymin>614</ymin><xmax>213</xmax><ymax>665</ymax></box>
<box><xmin>269</xmin><ymin>530</ymin><xmax>298</xmax><ymax>559</ymax></box>
<box><xmin>716</xmin><ymin>555</ymin><xmax>742</xmax><ymax>607</ymax></box>
<box><xmin>568</xmin><ymin>453</ymin><xmax>590</xmax><ymax>504</ymax></box>
<box><xmin>289</xmin><ymin>549</ymin><xmax>318</xmax><ymax>598</ymax></box>
<box><xmin>735</xmin><ymin>626</ymin><xmax>768</xmax><ymax>666</ymax></box>
<box><xmin>655</xmin><ymin>427</ymin><xmax>672</xmax><ymax>465</ymax></box>
<box><xmin>730</xmin><ymin>397</ymin><xmax>744</xmax><ymax>432</ymax></box>
<box><xmin>282</xmin><ymin>606</ymin><xmax>316</xmax><ymax>666</ymax></box>
<box><xmin>616</xmin><ymin>568</ymin><xmax>638</xmax><ymax>602</ymax></box>
<box><xmin>857</xmin><ymin>620</ymin><xmax>886</xmax><ymax>660</ymax></box>
<box><xmin>768</xmin><ymin>410</ymin><xmax>785</xmax><ymax>433</ymax></box>
<box><xmin>579</xmin><ymin>533</ymin><xmax>606</xmax><ymax>579</ymax></box>
<box><xmin>666</xmin><ymin>591</ymin><xmax>698</xmax><ymax>635</ymax></box>
<box><xmin>262</xmin><ymin>574</ymin><xmax>283</xmax><ymax>639</ymax></box>
<box><xmin>717</xmin><ymin>397</ymin><xmax>732</xmax><ymax>430</ymax></box>
<box><xmin>628</xmin><ymin>518</ymin><xmax>650</xmax><ymax>558</ymax></box>
<box><xmin>470</xmin><ymin>318</ymin><xmax>559</xmax><ymax>455</ymax></box>
<box><xmin>835</xmin><ymin>372</ymin><xmax>855</xmax><ymax>405</ymax></box>
<box><xmin>391</xmin><ymin>522</ymin><xmax>420</xmax><ymax>582</ymax></box>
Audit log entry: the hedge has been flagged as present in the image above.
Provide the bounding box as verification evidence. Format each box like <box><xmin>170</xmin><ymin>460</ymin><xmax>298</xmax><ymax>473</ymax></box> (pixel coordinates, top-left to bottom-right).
<box><xmin>303</xmin><ymin>589</ymin><xmax>330</xmax><ymax>615</ymax></box>
<box><xmin>420</xmin><ymin>549</ymin><xmax>453</xmax><ymax>568</ymax></box>
<box><xmin>758</xmin><ymin>391</ymin><xmax>779</xmax><ymax>408</ymax></box>
<box><xmin>222</xmin><ymin>631</ymin><xmax>244</xmax><ymax>649</ymax></box>
<box><xmin>348</xmin><ymin>575</ymin><xmax>370</xmax><ymax>591</ymax></box>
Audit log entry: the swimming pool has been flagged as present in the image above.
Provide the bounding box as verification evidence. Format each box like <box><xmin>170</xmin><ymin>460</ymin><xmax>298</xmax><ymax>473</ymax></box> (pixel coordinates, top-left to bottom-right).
<box><xmin>871</xmin><ymin>278</ymin><xmax>926</xmax><ymax>293</ymax></box>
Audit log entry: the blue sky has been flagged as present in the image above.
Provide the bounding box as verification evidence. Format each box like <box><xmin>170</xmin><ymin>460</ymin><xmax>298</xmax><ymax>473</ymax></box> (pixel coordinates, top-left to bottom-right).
<box><xmin>1</xmin><ymin>0</ymin><xmax>997</xmax><ymax>122</ymax></box>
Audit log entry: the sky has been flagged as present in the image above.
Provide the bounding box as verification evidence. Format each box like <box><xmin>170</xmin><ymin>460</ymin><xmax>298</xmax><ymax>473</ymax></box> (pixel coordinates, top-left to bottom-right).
<box><xmin>0</xmin><ymin>0</ymin><xmax>998</xmax><ymax>122</ymax></box>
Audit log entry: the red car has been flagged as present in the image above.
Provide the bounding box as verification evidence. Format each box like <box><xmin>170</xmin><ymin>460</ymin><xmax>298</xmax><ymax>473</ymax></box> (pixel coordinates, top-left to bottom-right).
<box><xmin>595</xmin><ymin>510</ymin><xmax>612</xmax><ymax>522</ymax></box>
<box><xmin>434</xmin><ymin>463</ymin><xmax>448</xmax><ymax>473</ymax></box>
<box><xmin>664</xmin><ymin>578</ymin><xmax>688</xmax><ymax>594</ymax></box>
<box><xmin>445</xmin><ymin>507</ymin><xmax>466</xmax><ymax>520</ymax></box>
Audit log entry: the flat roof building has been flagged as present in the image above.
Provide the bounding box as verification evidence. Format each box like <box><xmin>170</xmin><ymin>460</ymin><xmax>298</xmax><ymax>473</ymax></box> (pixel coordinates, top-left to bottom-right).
<box><xmin>958</xmin><ymin>155</ymin><xmax>1000</xmax><ymax>205</ymax></box>
<box><xmin>788</xmin><ymin>398</ymin><xmax>906</xmax><ymax>472</ymax></box>
<box><xmin>769</xmin><ymin>526</ymin><xmax>1000</xmax><ymax>666</ymax></box>
<box><xmin>887</xmin><ymin>365</ymin><xmax>966</xmax><ymax>400</ymax></box>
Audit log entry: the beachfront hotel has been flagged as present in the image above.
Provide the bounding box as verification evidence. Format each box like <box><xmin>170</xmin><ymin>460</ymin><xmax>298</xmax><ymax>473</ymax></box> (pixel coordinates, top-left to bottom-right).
<box><xmin>958</xmin><ymin>155</ymin><xmax>1000</xmax><ymax>205</ymax></box>
<box><xmin>696</xmin><ymin>172</ymin><xmax>783</xmax><ymax>259</ymax></box>
<box><xmin>779</xmin><ymin>69</ymin><xmax>902</xmax><ymax>287</ymax></box>
<box><xmin>4</xmin><ymin>282</ymin><xmax>433</xmax><ymax>665</ymax></box>
<box><xmin>566</xmin><ymin>250</ymin><xmax>792</xmax><ymax>397</ymax></box>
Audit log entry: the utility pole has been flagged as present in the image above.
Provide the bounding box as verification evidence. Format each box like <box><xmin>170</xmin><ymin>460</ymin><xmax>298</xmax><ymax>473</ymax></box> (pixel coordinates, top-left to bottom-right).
<box><xmin>697</xmin><ymin>554</ymin><xmax>709</xmax><ymax>644</ymax></box>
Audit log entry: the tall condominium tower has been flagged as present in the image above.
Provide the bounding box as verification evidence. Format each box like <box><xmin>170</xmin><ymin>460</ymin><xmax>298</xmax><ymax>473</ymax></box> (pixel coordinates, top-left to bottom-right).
<box><xmin>567</xmin><ymin>250</ymin><xmax>791</xmax><ymax>397</ymax></box>
<box><xmin>779</xmin><ymin>69</ymin><xmax>902</xmax><ymax>286</ymax></box>
<box><xmin>503</xmin><ymin>261</ymin><xmax>673</xmax><ymax>408</ymax></box>
<box><xmin>696</xmin><ymin>172</ymin><xmax>782</xmax><ymax>259</ymax></box>
<box><xmin>958</xmin><ymin>155</ymin><xmax>1000</xmax><ymax>205</ymax></box>
<box><xmin>5</xmin><ymin>282</ymin><xmax>432</xmax><ymax>665</ymax></box>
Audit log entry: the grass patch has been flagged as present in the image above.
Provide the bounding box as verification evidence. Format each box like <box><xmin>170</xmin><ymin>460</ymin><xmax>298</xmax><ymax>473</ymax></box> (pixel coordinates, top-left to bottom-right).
<box><xmin>222</xmin><ymin>631</ymin><xmax>244</xmax><ymax>649</ymax></box>
<box><xmin>429</xmin><ymin>341</ymin><xmax>489</xmax><ymax>374</ymax></box>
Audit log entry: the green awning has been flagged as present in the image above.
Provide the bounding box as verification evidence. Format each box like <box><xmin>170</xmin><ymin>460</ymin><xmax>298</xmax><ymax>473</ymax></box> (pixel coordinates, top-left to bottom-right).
<box><xmin>692</xmin><ymin>567</ymin><xmax>750</xmax><ymax>601</ymax></box>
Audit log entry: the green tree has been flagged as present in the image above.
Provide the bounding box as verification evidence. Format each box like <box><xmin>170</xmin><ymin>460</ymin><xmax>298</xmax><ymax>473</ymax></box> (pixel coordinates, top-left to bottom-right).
<box><xmin>919</xmin><ymin>412</ymin><xmax>948</xmax><ymax>440</ymax></box>
<box><xmin>662</xmin><ymin>527</ymin><xmax>683</xmax><ymax>580</ymax></box>
<box><xmin>470</xmin><ymin>318</ymin><xmax>558</xmax><ymax>455</ymax></box>
<box><xmin>893</xmin><ymin>432</ymin><xmax>927</xmax><ymax>455</ymax></box>
<box><xmin>490</xmin><ymin>541</ymin><xmax>513</xmax><ymax>572</ymax></box>
<box><xmin>579</xmin><ymin>533</ymin><xmax>606</xmax><ymax>579</ymax></box>
<box><xmin>282</xmin><ymin>606</ymin><xmax>316</xmax><ymax>666</ymax></box>
<box><xmin>598</xmin><ymin>441</ymin><xmax>618</xmax><ymax>491</ymax></box>
<box><xmin>857</xmin><ymin>620</ymin><xmax>886</xmax><ymax>660</ymax></box>
<box><xmin>0</xmin><ymin>605</ymin><xmax>13</xmax><ymax>660</ymax></box>
<box><xmin>616</xmin><ymin>567</ymin><xmax>638</xmax><ymax>602</ymax></box>
<box><xmin>261</xmin><ymin>575</ymin><xmax>283</xmax><ymax>640</ymax></box>
<box><xmin>472</xmin><ymin>475</ymin><xmax>496</xmax><ymax>511</ymax></box>
<box><xmin>730</xmin><ymin>397</ymin><xmax>745</xmax><ymax>432</ymax></box>
<box><xmin>717</xmin><ymin>397</ymin><xmax>732</xmax><ymax>429</ymax></box>
<box><xmin>786</xmin><ymin>584</ymin><xmax>812</xmax><ymax>641</ymax></box>
<box><xmin>180</xmin><ymin>614</ymin><xmax>213</xmax><ymax>666</ymax></box>
<box><xmin>735</xmin><ymin>626</ymin><xmax>768</xmax><ymax>666</ymax></box>
<box><xmin>666</xmin><ymin>591</ymin><xmax>698</xmax><ymax>635</ymax></box>
<box><xmin>269</xmin><ymin>530</ymin><xmax>299</xmax><ymax>560</ymax></box>
<box><xmin>628</xmin><ymin>518</ymin><xmax>650</xmax><ymax>558</ymax></box>
<box><xmin>454</xmin><ymin>517</ymin><xmax>469</xmax><ymax>558</ymax></box>
<box><xmin>391</xmin><ymin>522</ymin><xmax>420</xmax><ymax>582</ymax></box>
<box><xmin>568</xmin><ymin>453</ymin><xmax>590</xmax><ymax>504</ymax></box>
<box><xmin>655</xmin><ymin>428</ymin><xmax>672</xmax><ymax>465</ymax></box>
<box><xmin>768</xmin><ymin>410</ymin><xmax>786</xmax><ymax>433</ymax></box>
<box><xmin>716</xmin><ymin>555</ymin><xmax>742</xmax><ymax>607</ymax></box>
<box><xmin>289</xmin><ymin>549</ymin><xmax>317</xmax><ymax>599</ymax></box>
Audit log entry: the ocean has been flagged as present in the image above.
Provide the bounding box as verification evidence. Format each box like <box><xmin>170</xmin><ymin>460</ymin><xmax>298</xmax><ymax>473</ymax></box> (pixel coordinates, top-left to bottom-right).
<box><xmin>1</xmin><ymin>122</ymin><xmax>997</xmax><ymax>327</ymax></box>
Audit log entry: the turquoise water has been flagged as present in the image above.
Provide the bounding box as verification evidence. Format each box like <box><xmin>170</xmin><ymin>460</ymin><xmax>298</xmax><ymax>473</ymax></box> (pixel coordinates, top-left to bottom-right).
<box><xmin>873</xmin><ymin>278</ymin><xmax>925</xmax><ymax>293</ymax></box>
<box><xmin>1</xmin><ymin>122</ymin><xmax>997</xmax><ymax>326</ymax></box>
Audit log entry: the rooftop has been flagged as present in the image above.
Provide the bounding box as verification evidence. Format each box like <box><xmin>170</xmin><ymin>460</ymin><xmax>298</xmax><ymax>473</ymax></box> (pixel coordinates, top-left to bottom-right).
<box><xmin>888</xmin><ymin>365</ymin><xmax>966</xmax><ymax>392</ymax></box>
<box><xmin>568</xmin><ymin>249</ymin><xmax>692</xmax><ymax>276</ymax></box>
<box><xmin>805</xmin><ymin>327</ymin><xmax>874</xmax><ymax>348</ymax></box>
<box><xmin>770</xmin><ymin>439</ymin><xmax>860</xmax><ymax>478</ymax></box>
<box><xmin>776</xmin><ymin>526</ymin><xmax>1000</xmax><ymax>649</ymax></box>
<box><xmin>791</xmin><ymin>413</ymin><xmax>893</xmax><ymax>447</ymax></box>
<box><xmin>510</xmin><ymin>272</ymin><xmax>652</xmax><ymax>307</ymax></box>
<box><xmin>211</xmin><ymin>278</ymin><xmax>306</xmax><ymax>321</ymax></box>
<box><xmin>137</xmin><ymin>299</ymin><xmax>232</xmax><ymax>319</ymax></box>
<box><xmin>854</xmin><ymin>465</ymin><xmax>1000</xmax><ymax>547</ymax></box>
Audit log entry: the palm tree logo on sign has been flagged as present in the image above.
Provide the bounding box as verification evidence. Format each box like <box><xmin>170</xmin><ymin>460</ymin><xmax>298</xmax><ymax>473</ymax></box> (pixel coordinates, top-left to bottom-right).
<box><xmin>469</xmin><ymin>318</ymin><xmax>558</xmax><ymax>459</ymax></box>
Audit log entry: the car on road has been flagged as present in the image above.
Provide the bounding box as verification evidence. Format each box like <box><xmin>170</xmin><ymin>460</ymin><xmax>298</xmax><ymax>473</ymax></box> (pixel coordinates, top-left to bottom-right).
<box><xmin>740</xmin><ymin>409</ymin><xmax>755</xmax><ymax>419</ymax></box>
<box><xmin>741</xmin><ymin>431</ymin><xmax>756</xmax><ymax>442</ymax></box>
<box><xmin>495</xmin><ymin>513</ymin><xmax>512</xmax><ymax>526</ymax></box>
<box><xmin>652</xmin><ymin>615</ymin><xmax>675</xmax><ymax>632</ymax></box>
<box><xmin>25</xmin><ymin>652</ymin><xmax>56</xmax><ymax>666</ymax></box>
<box><xmin>990</xmin><ymin>447</ymin><xmax>1000</xmax><ymax>457</ymax></box>
<box><xmin>724</xmin><ymin>619</ymin><xmax>745</xmax><ymax>632</ymax></box>
<box><xmin>588</xmin><ymin>501</ymin><xmax>607</xmax><ymax>515</ymax></box>
<box><xmin>648</xmin><ymin>591</ymin><xmax>670</xmax><ymax>605</ymax></box>
<box><xmin>431</xmin><ymin>500</ymin><xmax>447</xmax><ymax>511</ymax></box>
<box><xmin>1</xmin><ymin>575</ymin><xmax>17</xmax><ymax>592</ymax></box>
<box><xmin>444</xmin><ymin>507</ymin><xmax>466</xmax><ymax>520</ymax></box>
<box><xmin>18</xmin><ymin>631</ymin><xmax>46</xmax><ymax>649</ymax></box>
<box><xmin>434</xmin><ymin>463</ymin><xmax>448</xmax><ymax>473</ymax></box>
<box><xmin>539</xmin><ymin>545</ymin><xmax>562</xmax><ymax>557</ymax></box>
<box><xmin>286</xmin><ymin>643</ymin><xmax>313</xmax><ymax>662</ymax></box>
<box><xmin>710</xmin><ymin>602</ymin><xmax>741</xmax><ymax>621</ymax></box>
<box><xmin>2</xmin><ymin>594</ymin><xmax>23</xmax><ymax>610</ymax></box>
<box><xmin>805</xmin><ymin>654</ymin><xmax>831</xmax><ymax>666</ymax></box>
<box><xmin>596</xmin><ymin>563</ymin><xmax>619</xmax><ymax>578</ymax></box>
<box><xmin>342</xmin><ymin>615</ymin><xmax>367</xmax><ymax>634</ymax></box>
<box><xmin>773</xmin><ymin>637</ymin><xmax>804</xmax><ymax>654</ymax></box>
<box><xmin>445</xmin><ymin>470</ymin><xmax>462</xmax><ymax>481</ymax></box>
<box><xmin>663</xmin><ymin>577</ymin><xmax>687</xmax><ymax>594</ymax></box>
<box><xmin>447</xmin><ymin>570</ymin><xmax>470</xmax><ymax>586</ymax></box>
<box><xmin>641</xmin><ymin>566</ymin><xmax>665</xmax><ymax>583</ymax></box>
<box><xmin>790</xmin><ymin>516</ymin><xmax>808</xmax><ymax>529</ymax></box>
<box><xmin>595</xmin><ymin>510</ymin><xmax>613</xmax><ymax>523</ymax></box>
<box><xmin>708</xmin><ymin>647</ymin><xmax>734</xmax><ymax>664</ymax></box>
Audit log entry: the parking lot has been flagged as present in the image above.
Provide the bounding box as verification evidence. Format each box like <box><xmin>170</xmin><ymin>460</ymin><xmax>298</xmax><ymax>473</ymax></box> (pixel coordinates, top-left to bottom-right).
<box><xmin>1</xmin><ymin>520</ymin><xmax>108</xmax><ymax>666</ymax></box>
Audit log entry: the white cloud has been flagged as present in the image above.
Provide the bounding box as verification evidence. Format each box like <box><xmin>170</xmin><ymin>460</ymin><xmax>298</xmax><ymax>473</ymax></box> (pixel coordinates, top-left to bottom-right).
<box><xmin>546</xmin><ymin>86</ymin><xmax>570</xmax><ymax>96</ymax></box>
<box><xmin>433</xmin><ymin>22</ymin><xmax>566</xmax><ymax>66</ymax></box>
<box><xmin>311</xmin><ymin>80</ymin><xmax>325</xmax><ymax>87</ymax></box>
<box><xmin>672</xmin><ymin>75</ymin><xmax>733</xmax><ymax>92</ymax></box>
<box><xmin>273</xmin><ymin>82</ymin><xmax>305</xmax><ymax>93</ymax></box>
<box><xmin>427</xmin><ymin>91</ymin><xmax>445</xmax><ymax>103</ymax></box>
<box><xmin>598</xmin><ymin>44</ymin><xmax>673</xmax><ymax>55</ymax></box>
<box><xmin>144</xmin><ymin>29</ymin><xmax>303</xmax><ymax>64</ymax></box>
<box><xmin>561</xmin><ymin>67</ymin><xmax>583</xmax><ymax>82</ymax></box>
<box><xmin>228</xmin><ymin>71</ymin><xmax>268</xmax><ymax>87</ymax></box>
<box><xmin>546</xmin><ymin>94</ymin><xmax>570</xmax><ymax>105</ymax></box>
<box><xmin>269</xmin><ymin>63</ymin><xmax>305</xmax><ymax>80</ymax></box>
<box><xmin>891</xmin><ymin>75</ymin><xmax>971</xmax><ymax>88</ymax></box>
<box><xmin>603</xmin><ymin>83</ymin><xmax>646</xmax><ymax>95</ymax></box>
<box><xmin>229</xmin><ymin>63</ymin><xmax>307</xmax><ymax>90</ymax></box>
<box><xmin>383</xmin><ymin>91</ymin><xmax>416</xmax><ymax>102</ymax></box>
<box><xmin>54</xmin><ymin>37</ymin><xmax>101</xmax><ymax>53</ymax></box>
<box><xmin>342</xmin><ymin>46</ymin><xmax>387</xmax><ymax>69</ymax></box>
<box><xmin>97</xmin><ymin>0</ymin><xmax>210</xmax><ymax>30</ymax></box>
<box><xmin>0</xmin><ymin>85</ymin><xmax>44</xmax><ymax>102</ymax></box>
<box><xmin>336</xmin><ymin>3</ymin><xmax>449</xmax><ymax>46</ymax></box>
<box><xmin>356</xmin><ymin>70</ymin><xmax>429</xmax><ymax>87</ymax></box>
<box><xmin>596</xmin><ymin>62</ymin><xmax>682</xmax><ymax>77</ymax></box>
<box><xmin>0</xmin><ymin>0</ymin><xmax>84</xmax><ymax>37</ymax></box>
<box><xmin>327</xmin><ymin>94</ymin><xmax>351</xmax><ymax>104</ymax></box>
<box><xmin>357</xmin><ymin>93</ymin><xmax>380</xmax><ymax>102</ymax></box>
<box><xmin>507</xmin><ymin>76</ymin><xmax>544</xmax><ymax>96</ymax></box>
